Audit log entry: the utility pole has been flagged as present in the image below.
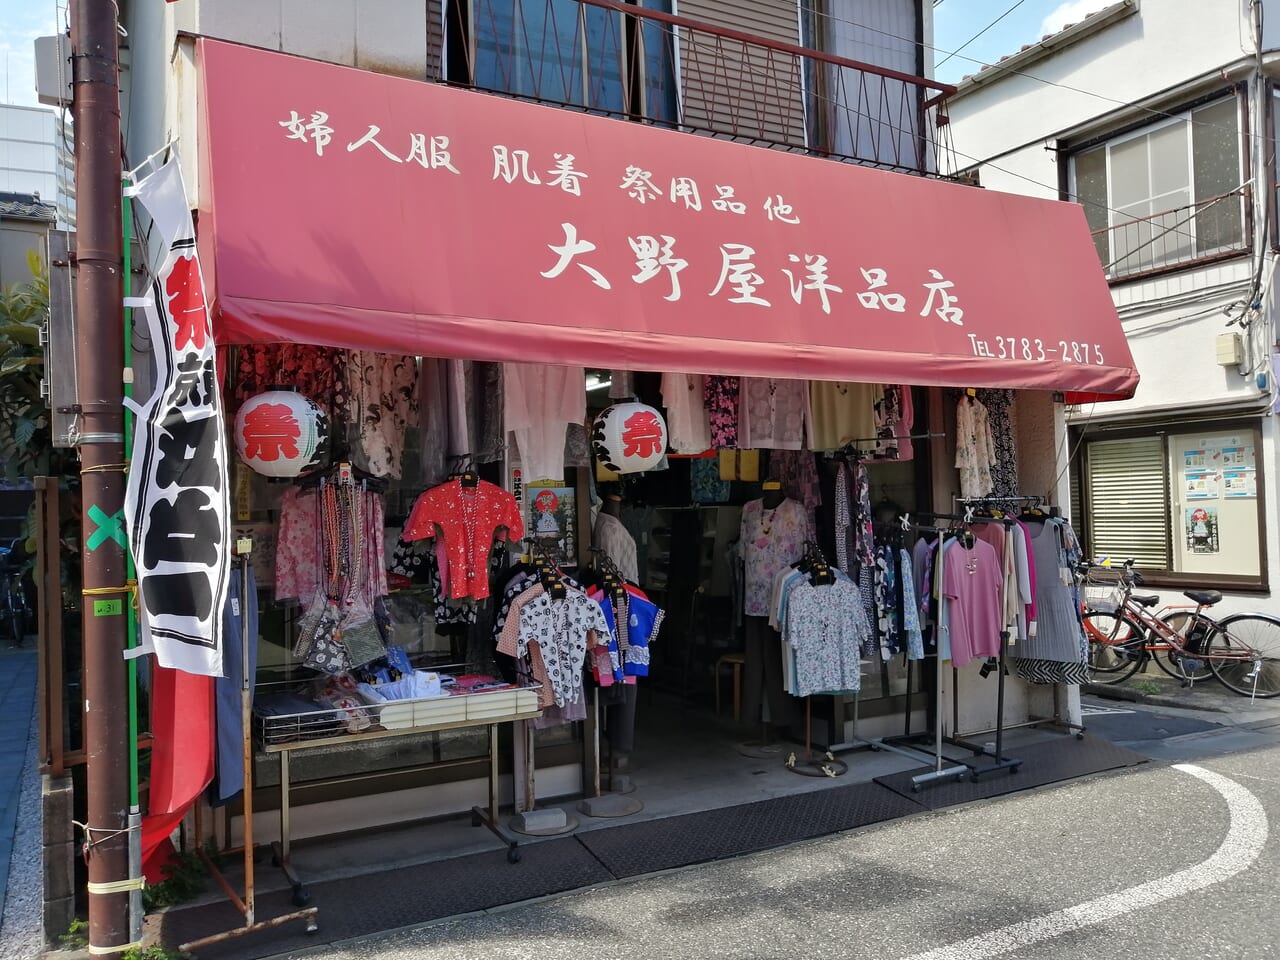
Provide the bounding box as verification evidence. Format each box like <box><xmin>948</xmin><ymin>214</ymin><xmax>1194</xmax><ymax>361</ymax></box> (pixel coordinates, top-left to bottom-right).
<box><xmin>70</xmin><ymin>0</ymin><xmax>131</xmax><ymax>954</ymax></box>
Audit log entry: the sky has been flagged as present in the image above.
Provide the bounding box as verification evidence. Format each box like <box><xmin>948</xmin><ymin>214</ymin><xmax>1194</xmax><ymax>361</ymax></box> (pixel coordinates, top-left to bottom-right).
<box><xmin>0</xmin><ymin>0</ymin><xmax>61</xmax><ymax>107</ymax></box>
<box><xmin>0</xmin><ymin>1</ymin><xmax>1108</xmax><ymax>106</ymax></box>
<box><xmin>932</xmin><ymin>0</ymin><xmax>1112</xmax><ymax>84</ymax></box>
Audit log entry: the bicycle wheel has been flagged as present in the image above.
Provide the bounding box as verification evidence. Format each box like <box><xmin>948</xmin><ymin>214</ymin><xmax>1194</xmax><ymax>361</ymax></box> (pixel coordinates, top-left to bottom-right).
<box><xmin>1082</xmin><ymin>611</ymin><xmax>1145</xmax><ymax>684</ymax></box>
<box><xmin>1152</xmin><ymin>611</ymin><xmax>1215</xmax><ymax>683</ymax></box>
<box><xmin>1207</xmin><ymin>614</ymin><xmax>1280</xmax><ymax>697</ymax></box>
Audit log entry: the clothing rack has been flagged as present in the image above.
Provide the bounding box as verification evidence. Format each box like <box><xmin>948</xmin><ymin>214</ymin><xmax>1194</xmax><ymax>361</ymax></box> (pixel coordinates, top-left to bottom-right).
<box><xmin>293</xmin><ymin>460</ymin><xmax>388</xmax><ymax>492</ymax></box>
<box><xmin>961</xmin><ymin>506</ymin><xmax>1087</xmax><ymax>742</ymax></box>
<box><xmin>950</xmin><ymin>514</ymin><xmax>1023</xmax><ymax>781</ymax></box>
<box><xmin>853</xmin><ymin>518</ymin><xmax>968</xmax><ymax>790</ymax></box>
<box><xmin>829</xmin><ymin>431</ymin><xmax>946</xmax><ymax>460</ymax></box>
<box><xmin>784</xmin><ymin>543</ymin><xmax>848</xmax><ymax>778</ymax></box>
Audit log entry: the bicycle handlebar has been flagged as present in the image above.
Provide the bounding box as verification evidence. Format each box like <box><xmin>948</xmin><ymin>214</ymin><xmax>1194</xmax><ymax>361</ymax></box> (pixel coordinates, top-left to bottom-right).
<box><xmin>1080</xmin><ymin>557</ymin><xmax>1143</xmax><ymax>586</ymax></box>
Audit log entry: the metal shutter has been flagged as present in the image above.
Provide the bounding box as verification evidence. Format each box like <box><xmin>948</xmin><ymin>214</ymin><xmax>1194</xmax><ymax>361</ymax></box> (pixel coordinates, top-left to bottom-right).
<box><xmin>1084</xmin><ymin>436</ymin><xmax>1171</xmax><ymax>569</ymax></box>
<box><xmin>675</xmin><ymin>0</ymin><xmax>806</xmax><ymax>147</ymax></box>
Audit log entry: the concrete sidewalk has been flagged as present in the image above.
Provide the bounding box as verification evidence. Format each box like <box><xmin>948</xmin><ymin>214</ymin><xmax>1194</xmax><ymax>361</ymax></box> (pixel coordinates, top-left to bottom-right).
<box><xmin>0</xmin><ymin>648</ymin><xmax>38</xmax><ymax>914</ymax></box>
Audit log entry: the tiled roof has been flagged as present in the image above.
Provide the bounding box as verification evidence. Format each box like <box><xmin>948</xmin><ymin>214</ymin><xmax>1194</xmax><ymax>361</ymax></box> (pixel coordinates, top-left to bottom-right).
<box><xmin>959</xmin><ymin>3</ymin><xmax>1117</xmax><ymax>83</ymax></box>
<box><xmin>0</xmin><ymin>192</ymin><xmax>56</xmax><ymax>222</ymax></box>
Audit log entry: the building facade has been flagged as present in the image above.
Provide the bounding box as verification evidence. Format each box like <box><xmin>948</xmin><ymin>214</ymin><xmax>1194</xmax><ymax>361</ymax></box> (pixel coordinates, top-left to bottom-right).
<box><xmin>946</xmin><ymin>0</ymin><xmax>1280</xmax><ymax>612</ymax></box>
<box><xmin>102</xmin><ymin>0</ymin><xmax>1131</xmax><ymax>864</ymax></box>
<box><xmin>0</xmin><ymin>102</ymin><xmax>75</xmax><ymax>231</ymax></box>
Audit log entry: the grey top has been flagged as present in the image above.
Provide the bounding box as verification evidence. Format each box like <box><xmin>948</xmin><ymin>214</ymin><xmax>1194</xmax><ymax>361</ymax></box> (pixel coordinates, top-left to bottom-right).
<box><xmin>1017</xmin><ymin>520</ymin><xmax>1086</xmax><ymax>664</ymax></box>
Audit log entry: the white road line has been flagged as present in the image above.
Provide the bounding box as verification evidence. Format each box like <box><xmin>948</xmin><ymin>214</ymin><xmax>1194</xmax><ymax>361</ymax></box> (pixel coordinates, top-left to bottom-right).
<box><xmin>900</xmin><ymin>764</ymin><xmax>1269</xmax><ymax>960</ymax></box>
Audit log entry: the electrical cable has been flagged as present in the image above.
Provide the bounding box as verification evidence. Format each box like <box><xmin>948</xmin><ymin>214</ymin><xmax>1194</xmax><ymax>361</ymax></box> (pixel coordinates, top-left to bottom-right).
<box><xmin>804</xmin><ymin>1</ymin><xmax>1272</xmax><ymax>147</ymax></box>
<box><xmin>936</xmin><ymin>0</ymin><xmax>1030</xmax><ymax>70</ymax></box>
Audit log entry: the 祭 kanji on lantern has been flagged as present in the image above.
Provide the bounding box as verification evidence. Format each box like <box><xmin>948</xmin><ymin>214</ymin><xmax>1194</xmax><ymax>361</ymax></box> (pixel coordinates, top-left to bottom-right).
<box><xmin>621</xmin><ymin>410</ymin><xmax>664</xmax><ymax>459</ymax></box>
<box><xmin>233</xmin><ymin>390</ymin><xmax>330</xmax><ymax>477</ymax></box>
<box><xmin>241</xmin><ymin>404</ymin><xmax>300</xmax><ymax>461</ymax></box>
<box><xmin>592</xmin><ymin>401</ymin><xmax>668</xmax><ymax>474</ymax></box>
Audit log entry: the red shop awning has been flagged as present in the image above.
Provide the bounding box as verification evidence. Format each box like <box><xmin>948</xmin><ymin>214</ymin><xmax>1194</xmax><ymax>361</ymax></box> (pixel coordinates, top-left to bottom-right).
<box><xmin>196</xmin><ymin>38</ymin><xmax>1138</xmax><ymax>401</ymax></box>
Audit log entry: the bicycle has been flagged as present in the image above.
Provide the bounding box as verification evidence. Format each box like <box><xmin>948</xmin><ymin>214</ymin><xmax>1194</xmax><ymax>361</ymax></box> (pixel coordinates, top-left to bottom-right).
<box><xmin>1081</xmin><ymin>561</ymin><xmax>1212</xmax><ymax>683</ymax></box>
<box><xmin>0</xmin><ymin>538</ymin><xmax>30</xmax><ymax>648</ymax></box>
<box><xmin>1080</xmin><ymin>559</ymin><xmax>1280</xmax><ymax>698</ymax></box>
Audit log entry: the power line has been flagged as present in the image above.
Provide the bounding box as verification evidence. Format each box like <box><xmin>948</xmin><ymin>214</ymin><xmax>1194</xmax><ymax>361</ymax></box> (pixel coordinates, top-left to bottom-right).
<box><xmin>805</xmin><ymin>3</ymin><xmax>1268</xmax><ymax>147</ymax></box>
<box><xmin>936</xmin><ymin>0</ymin><xmax>1030</xmax><ymax>69</ymax></box>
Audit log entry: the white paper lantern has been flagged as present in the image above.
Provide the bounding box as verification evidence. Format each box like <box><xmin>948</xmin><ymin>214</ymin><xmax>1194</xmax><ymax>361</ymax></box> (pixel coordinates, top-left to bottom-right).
<box><xmin>233</xmin><ymin>390</ymin><xmax>329</xmax><ymax>478</ymax></box>
<box><xmin>592</xmin><ymin>401</ymin><xmax>668</xmax><ymax>474</ymax></box>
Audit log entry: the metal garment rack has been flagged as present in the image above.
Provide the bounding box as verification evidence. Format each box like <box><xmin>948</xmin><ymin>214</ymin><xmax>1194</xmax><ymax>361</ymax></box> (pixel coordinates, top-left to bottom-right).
<box><xmin>179</xmin><ymin>550</ymin><xmax>319</xmax><ymax>957</ymax></box>
<box><xmin>955</xmin><ymin>498</ymin><xmax>1086</xmax><ymax>742</ymax></box>
<box><xmin>852</xmin><ymin>517</ymin><xmax>971</xmax><ymax>790</ymax></box>
<box><xmin>944</xmin><ymin>513</ymin><xmax>1023</xmax><ymax>781</ymax></box>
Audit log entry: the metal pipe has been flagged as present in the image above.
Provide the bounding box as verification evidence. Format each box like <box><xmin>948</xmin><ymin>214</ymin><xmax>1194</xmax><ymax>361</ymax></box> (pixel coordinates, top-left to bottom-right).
<box><xmin>70</xmin><ymin>1</ymin><xmax>131</xmax><ymax>953</ymax></box>
<box><xmin>240</xmin><ymin>556</ymin><xmax>255</xmax><ymax>925</ymax></box>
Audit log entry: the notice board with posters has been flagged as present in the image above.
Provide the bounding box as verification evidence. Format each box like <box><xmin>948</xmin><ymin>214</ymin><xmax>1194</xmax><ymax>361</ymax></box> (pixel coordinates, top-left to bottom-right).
<box><xmin>1172</xmin><ymin>431</ymin><xmax>1260</xmax><ymax>577</ymax></box>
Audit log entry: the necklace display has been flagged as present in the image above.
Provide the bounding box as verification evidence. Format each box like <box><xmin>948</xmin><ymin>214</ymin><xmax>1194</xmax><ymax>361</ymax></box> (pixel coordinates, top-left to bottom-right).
<box><xmin>760</xmin><ymin>505</ymin><xmax>778</xmax><ymax>536</ymax></box>
<box><xmin>459</xmin><ymin>482</ymin><xmax>480</xmax><ymax>583</ymax></box>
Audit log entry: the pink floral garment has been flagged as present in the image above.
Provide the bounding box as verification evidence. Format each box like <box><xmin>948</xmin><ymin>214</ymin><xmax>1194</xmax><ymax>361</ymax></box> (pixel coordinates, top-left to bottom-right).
<box><xmin>739</xmin><ymin>498</ymin><xmax>812</xmax><ymax>617</ymax></box>
<box><xmin>274</xmin><ymin>486</ymin><xmax>388</xmax><ymax>604</ymax></box>
<box><xmin>703</xmin><ymin>375</ymin><xmax>740</xmax><ymax>449</ymax></box>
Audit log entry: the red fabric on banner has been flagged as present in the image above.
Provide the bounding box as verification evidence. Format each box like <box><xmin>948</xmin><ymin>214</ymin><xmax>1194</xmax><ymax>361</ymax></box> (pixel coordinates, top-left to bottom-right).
<box><xmin>196</xmin><ymin>39</ymin><xmax>1137</xmax><ymax>401</ymax></box>
<box><xmin>141</xmin><ymin>665</ymin><xmax>214</xmax><ymax>882</ymax></box>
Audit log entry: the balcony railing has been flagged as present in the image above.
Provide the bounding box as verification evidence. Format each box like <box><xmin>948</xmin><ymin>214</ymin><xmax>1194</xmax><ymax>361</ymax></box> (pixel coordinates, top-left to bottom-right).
<box><xmin>1092</xmin><ymin>189</ymin><xmax>1249</xmax><ymax>280</ymax></box>
<box><xmin>448</xmin><ymin>0</ymin><xmax>958</xmax><ymax>178</ymax></box>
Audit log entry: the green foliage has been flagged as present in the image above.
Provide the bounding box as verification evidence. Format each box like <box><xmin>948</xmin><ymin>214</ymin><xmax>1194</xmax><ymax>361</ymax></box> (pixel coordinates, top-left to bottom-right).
<box><xmin>141</xmin><ymin>845</ymin><xmax>220</xmax><ymax>912</ymax></box>
<box><xmin>122</xmin><ymin>946</ymin><xmax>183</xmax><ymax>960</ymax></box>
<box><xmin>59</xmin><ymin>916</ymin><xmax>88</xmax><ymax>948</ymax></box>
<box><xmin>0</xmin><ymin>249</ymin><xmax>58</xmax><ymax>480</ymax></box>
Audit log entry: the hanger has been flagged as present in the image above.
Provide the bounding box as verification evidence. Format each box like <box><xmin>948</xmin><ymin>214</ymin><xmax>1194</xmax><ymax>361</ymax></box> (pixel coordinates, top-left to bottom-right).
<box><xmin>529</xmin><ymin>542</ymin><xmax>567</xmax><ymax>599</ymax></box>
<box><xmin>449</xmin><ymin>455</ymin><xmax>480</xmax><ymax>488</ymax></box>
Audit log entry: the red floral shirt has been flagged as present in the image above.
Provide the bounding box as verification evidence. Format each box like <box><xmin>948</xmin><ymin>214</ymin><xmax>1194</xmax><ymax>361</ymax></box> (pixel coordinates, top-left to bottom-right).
<box><xmin>403</xmin><ymin>479</ymin><xmax>524</xmax><ymax>600</ymax></box>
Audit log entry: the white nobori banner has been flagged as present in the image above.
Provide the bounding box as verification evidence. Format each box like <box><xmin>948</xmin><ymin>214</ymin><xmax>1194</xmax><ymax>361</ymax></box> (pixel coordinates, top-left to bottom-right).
<box><xmin>123</xmin><ymin>155</ymin><xmax>229</xmax><ymax>676</ymax></box>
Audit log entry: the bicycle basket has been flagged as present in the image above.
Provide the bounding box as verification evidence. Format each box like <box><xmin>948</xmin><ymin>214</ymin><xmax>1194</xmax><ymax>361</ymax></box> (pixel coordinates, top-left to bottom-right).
<box><xmin>1083</xmin><ymin>567</ymin><xmax>1125</xmax><ymax>612</ymax></box>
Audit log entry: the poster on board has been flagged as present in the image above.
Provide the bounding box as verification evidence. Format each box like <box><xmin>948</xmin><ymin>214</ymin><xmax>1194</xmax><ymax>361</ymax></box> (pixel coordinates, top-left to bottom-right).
<box><xmin>1183</xmin><ymin>471</ymin><xmax>1219</xmax><ymax>500</ymax></box>
<box><xmin>1185</xmin><ymin>506</ymin><xmax>1220</xmax><ymax>554</ymax></box>
<box><xmin>526</xmin><ymin>484</ymin><xmax>578</xmax><ymax>567</ymax></box>
<box><xmin>1223</xmin><ymin>470</ymin><xmax>1257</xmax><ymax>499</ymax></box>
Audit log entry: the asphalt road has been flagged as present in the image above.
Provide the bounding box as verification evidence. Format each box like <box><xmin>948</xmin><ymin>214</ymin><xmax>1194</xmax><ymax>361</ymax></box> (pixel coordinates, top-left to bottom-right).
<box><xmin>276</xmin><ymin>729</ymin><xmax>1280</xmax><ymax>960</ymax></box>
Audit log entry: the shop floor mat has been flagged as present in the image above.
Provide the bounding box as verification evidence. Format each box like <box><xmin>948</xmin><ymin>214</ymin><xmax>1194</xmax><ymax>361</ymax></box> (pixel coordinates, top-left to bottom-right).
<box><xmin>873</xmin><ymin>734</ymin><xmax>1147</xmax><ymax>809</ymax></box>
<box><xmin>155</xmin><ymin>837</ymin><xmax>612</xmax><ymax>960</ymax></box>
<box><xmin>575</xmin><ymin>780</ymin><xmax>924</xmax><ymax>879</ymax></box>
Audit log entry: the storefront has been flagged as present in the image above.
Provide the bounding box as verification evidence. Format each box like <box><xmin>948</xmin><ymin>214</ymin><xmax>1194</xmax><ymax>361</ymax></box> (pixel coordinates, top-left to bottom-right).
<box><xmin>149</xmin><ymin>37</ymin><xmax>1138</xmax><ymax>872</ymax></box>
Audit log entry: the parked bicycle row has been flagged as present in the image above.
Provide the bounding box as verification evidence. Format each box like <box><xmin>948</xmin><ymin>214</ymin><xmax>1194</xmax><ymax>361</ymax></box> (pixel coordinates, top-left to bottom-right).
<box><xmin>1080</xmin><ymin>558</ymin><xmax>1280</xmax><ymax>698</ymax></box>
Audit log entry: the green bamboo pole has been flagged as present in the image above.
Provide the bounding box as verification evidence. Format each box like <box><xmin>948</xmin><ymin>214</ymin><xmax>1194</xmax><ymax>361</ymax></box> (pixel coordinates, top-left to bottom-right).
<box><xmin>121</xmin><ymin>179</ymin><xmax>139</xmax><ymax>809</ymax></box>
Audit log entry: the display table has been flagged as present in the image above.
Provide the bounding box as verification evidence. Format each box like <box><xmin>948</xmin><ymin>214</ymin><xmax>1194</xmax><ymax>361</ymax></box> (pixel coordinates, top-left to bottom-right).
<box><xmin>255</xmin><ymin>684</ymin><xmax>542</xmax><ymax>903</ymax></box>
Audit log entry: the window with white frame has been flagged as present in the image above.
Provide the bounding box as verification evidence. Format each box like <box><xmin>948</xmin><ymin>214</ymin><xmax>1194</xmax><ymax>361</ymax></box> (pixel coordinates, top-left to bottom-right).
<box><xmin>1072</xmin><ymin>95</ymin><xmax>1245</xmax><ymax>278</ymax></box>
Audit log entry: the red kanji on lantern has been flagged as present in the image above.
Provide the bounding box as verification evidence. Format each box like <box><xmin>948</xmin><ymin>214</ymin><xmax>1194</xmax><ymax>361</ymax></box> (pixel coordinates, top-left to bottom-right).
<box><xmin>621</xmin><ymin>410</ymin><xmax>664</xmax><ymax>459</ymax></box>
<box><xmin>240</xmin><ymin>403</ymin><xmax>300</xmax><ymax>462</ymax></box>
<box><xmin>164</xmin><ymin>254</ymin><xmax>210</xmax><ymax>351</ymax></box>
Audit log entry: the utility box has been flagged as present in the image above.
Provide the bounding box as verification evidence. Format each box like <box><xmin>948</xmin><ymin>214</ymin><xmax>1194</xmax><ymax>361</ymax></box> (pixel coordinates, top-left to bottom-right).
<box><xmin>34</xmin><ymin>35</ymin><xmax>72</xmax><ymax>107</ymax></box>
<box><xmin>1215</xmin><ymin>332</ymin><xmax>1244</xmax><ymax>366</ymax></box>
